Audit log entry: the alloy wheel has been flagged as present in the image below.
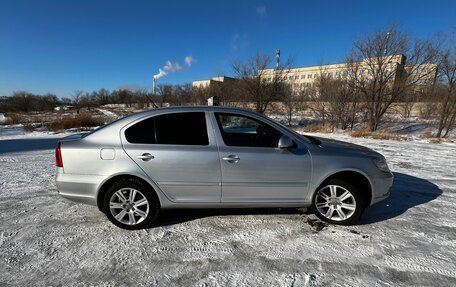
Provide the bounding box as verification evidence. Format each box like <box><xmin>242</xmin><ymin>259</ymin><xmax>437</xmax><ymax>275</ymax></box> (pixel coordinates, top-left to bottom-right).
<box><xmin>109</xmin><ymin>188</ymin><xmax>150</xmax><ymax>225</ymax></box>
<box><xmin>315</xmin><ymin>184</ymin><xmax>357</xmax><ymax>221</ymax></box>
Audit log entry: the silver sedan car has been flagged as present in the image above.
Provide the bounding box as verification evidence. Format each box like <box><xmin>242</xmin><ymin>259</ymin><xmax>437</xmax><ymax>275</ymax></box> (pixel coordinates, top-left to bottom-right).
<box><xmin>56</xmin><ymin>106</ymin><xmax>393</xmax><ymax>229</ymax></box>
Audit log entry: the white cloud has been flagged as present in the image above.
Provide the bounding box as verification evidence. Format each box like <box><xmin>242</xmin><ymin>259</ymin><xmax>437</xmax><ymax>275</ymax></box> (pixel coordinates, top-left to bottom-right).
<box><xmin>231</xmin><ymin>33</ymin><xmax>248</xmax><ymax>52</ymax></box>
<box><xmin>184</xmin><ymin>55</ymin><xmax>196</xmax><ymax>67</ymax></box>
<box><xmin>255</xmin><ymin>6</ymin><xmax>267</xmax><ymax>17</ymax></box>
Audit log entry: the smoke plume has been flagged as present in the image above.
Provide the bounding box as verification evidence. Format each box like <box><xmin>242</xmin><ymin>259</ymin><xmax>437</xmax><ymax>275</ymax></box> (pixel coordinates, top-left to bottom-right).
<box><xmin>153</xmin><ymin>55</ymin><xmax>195</xmax><ymax>79</ymax></box>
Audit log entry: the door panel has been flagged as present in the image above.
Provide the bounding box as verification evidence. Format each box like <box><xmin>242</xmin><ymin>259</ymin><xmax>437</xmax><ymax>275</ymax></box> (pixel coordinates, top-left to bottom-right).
<box><xmin>213</xmin><ymin>112</ymin><xmax>311</xmax><ymax>202</ymax></box>
<box><xmin>124</xmin><ymin>145</ymin><xmax>221</xmax><ymax>202</ymax></box>
<box><xmin>219</xmin><ymin>146</ymin><xmax>311</xmax><ymax>202</ymax></box>
<box><xmin>121</xmin><ymin>112</ymin><xmax>221</xmax><ymax>202</ymax></box>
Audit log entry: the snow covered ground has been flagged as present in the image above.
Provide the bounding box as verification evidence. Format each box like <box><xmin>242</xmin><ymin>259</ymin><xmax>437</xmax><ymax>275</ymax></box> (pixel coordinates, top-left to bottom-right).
<box><xmin>0</xmin><ymin>127</ymin><xmax>455</xmax><ymax>286</ymax></box>
<box><xmin>97</xmin><ymin>108</ymin><xmax>117</xmax><ymax>118</ymax></box>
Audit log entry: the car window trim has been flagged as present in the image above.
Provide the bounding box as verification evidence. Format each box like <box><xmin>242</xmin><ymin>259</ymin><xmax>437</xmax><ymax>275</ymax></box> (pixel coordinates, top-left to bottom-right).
<box><xmin>214</xmin><ymin>112</ymin><xmax>283</xmax><ymax>148</ymax></box>
<box><xmin>124</xmin><ymin>111</ymin><xmax>211</xmax><ymax>147</ymax></box>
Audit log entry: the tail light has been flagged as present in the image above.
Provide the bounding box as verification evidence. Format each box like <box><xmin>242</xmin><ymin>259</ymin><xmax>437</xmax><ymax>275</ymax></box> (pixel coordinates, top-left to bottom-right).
<box><xmin>55</xmin><ymin>141</ymin><xmax>63</xmax><ymax>167</ymax></box>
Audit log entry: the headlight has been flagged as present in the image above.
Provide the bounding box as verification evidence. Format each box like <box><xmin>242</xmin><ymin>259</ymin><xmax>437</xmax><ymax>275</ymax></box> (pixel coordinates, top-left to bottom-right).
<box><xmin>373</xmin><ymin>157</ymin><xmax>390</xmax><ymax>172</ymax></box>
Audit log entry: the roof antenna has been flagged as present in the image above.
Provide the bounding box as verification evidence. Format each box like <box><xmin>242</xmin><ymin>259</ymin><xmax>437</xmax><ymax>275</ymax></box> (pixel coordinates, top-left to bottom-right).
<box><xmin>144</xmin><ymin>76</ymin><xmax>158</xmax><ymax>109</ymax></box>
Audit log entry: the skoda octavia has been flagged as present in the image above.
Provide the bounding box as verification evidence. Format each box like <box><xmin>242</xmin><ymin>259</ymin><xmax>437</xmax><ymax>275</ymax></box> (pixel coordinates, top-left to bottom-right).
<box><xmin>55</xmin><ymin>106</ymin><xmax>393</xmax><ymax>229</ymax></box>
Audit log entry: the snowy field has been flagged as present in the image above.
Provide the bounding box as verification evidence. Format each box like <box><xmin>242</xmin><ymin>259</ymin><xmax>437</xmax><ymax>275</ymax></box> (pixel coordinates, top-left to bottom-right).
<box><xmin>0</xmin><ymin>127</ymin><xmax>455</xmax><ymax>286</ymax></box>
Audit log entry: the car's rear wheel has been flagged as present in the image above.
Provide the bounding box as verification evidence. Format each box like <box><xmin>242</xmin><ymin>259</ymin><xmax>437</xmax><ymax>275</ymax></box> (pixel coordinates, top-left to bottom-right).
<box><xmin>312</xmin><ymin>179</ymin><xmax>365</xmax><ymax>225</ymax></box>
<box><xmin>103</xmin><ymin>179</ymin><xmax>159</xmax><ymax>230</ymax></box>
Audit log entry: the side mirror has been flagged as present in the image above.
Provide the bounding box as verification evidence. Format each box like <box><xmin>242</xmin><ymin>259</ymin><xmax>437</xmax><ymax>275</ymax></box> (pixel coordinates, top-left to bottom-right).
<box><xmin>278</xmin><ymin>135</ymin><xmax>294</xmax><ymax>149</ymax></box>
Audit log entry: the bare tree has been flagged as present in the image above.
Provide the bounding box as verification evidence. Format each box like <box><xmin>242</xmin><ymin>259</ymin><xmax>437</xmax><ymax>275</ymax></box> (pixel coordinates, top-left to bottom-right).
<box><xmin>92</xmin><ymin>88</ymin><xmax>110</xmax><ymax>106</ymax></box>
<box><xmin>232</xmin><ymin>52</ymin><xmax>291</xmax><ymax>114</ymax></box>
<box><xmin>39</xmin><ymin>93</ymin><xmax>59</xmax><ymax>111</ymax></box>
<box><xmin>307</xmin><ymin>72</ymin><xmax>329</xmax><ymax>124</ymax></box>
<box><xmin>9</xmin><ymin>91</ymin><xmax>34</xmax><ymax>112</ymax></box>
<box><xmin>207</xmin><ymin>77</ymin><xmax>242</xmax><ymax>106</ymax></box>
<box><xmin>310</xmin><ymin>72</ymin><xmax>362</xmax><ymax>130</ymax></box>
<box><xmin>436</xmin><ymin>36</ymin><xmax>456</xmax><ymax>137</ymax></box>
<box><xmin>281</xmin><ymin>81</ymin><xmax>308</xmax><ymax>126</ymax></box>
<box><xmin>191</xmin><ymin>86</ymin><xmax>211</xmax><ymax>105</ymax></box>
<box><xmin>329</xmin><ymin>78</ymin><xmax>362</xmax><ymax>130</ymax></box>
<box><xmin>156</xmin><ymin>84</ymin><xmax>175</xmax><ymax>106</ymax></box>
<box><xmin>397</xmin><ymin>92</ymin><xmax>417</xmax><ymax>120</ymax></box>
<box><xmin>72</xmin><ymin>90</ymin><xmax>84</xmax><ymax>114</ymax></box>
<box><xmin>346</xmin><ymin>25</ymin><xmax>440</xmax><ymax>131</ymax></box>
<box><xmin>134</xmin><ymin>88</ymin><xmax>156</xmax><ymax>108</ymax></box>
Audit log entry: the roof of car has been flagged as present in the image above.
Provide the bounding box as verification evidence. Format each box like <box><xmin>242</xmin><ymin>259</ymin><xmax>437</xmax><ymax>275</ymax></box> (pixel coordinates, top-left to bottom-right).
<box><xmin>83</xmin><ymin>106</ymin><xmax>261</xmax><ymax>140</ymax></box>
<box><xmin>144</xmin><ymin>105</ymin><xmax>254</xmax><ymax>113</ymax></box>
<box><xmin>125</xmin><ymin>105</ymin><xmax>258</xmax><ymax>119</ymax></box>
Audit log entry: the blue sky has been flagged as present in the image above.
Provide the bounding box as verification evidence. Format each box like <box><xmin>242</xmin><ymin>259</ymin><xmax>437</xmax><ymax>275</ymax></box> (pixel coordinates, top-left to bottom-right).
<box><xmin>1</xmin><ymin>0</ymin><xmax>455</xmax><ymax>97</ymax></box>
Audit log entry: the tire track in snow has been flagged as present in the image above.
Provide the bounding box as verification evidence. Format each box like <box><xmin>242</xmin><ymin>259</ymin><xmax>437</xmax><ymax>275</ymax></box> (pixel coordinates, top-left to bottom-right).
<box><xmin>383</xmin><ymin>255</ymin><xmax>456</xmax><ymax>278</ymax></box>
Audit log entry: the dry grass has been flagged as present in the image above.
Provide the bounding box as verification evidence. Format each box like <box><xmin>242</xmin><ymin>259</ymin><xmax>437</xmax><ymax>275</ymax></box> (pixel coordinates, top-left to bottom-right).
<box><xmin>371</xmin><ymin>132</ymin><xmax>401</xmax><ymax>141</ymax></box>
<box><xmin>351</xmin><ymin>127</ymin><xmax>402</xmax><ymax>140</ymax></box>
<box><xmin>429</xmin><ymin>138</ymin><xmax>443</xmax><ymax>144</ymax></box>
<box><xmin>2</xmin><ymin>113</ymin><xmax>27</xmax><ymax>125</ymax></box>
<box><xmin>48</xmin><ymin>113</ymin><xmax>105</xmax><ymax>132</ymax></box>
<box><xmin>302</xmin><ymin>123</ymin><xmax>332</xmax><ymax>133</ymax></box>
<box><xmin>22</xmin><ymin>123</ymin><xmax>35</xmax><ymax>132</ymax></box>
<box><xmin>350</xmin><ymin>126</ymin><xmax>370</xmax><ymax>138</ymax></box>
<box><xmin>420</xmin><ymin>131</ymin><xmax>446</xmax><ymax>143</ymax></box>
<box><xmin>420</xmin><ymin>131</ymin><xmax>435</xmax><ymax>138</ymax></box>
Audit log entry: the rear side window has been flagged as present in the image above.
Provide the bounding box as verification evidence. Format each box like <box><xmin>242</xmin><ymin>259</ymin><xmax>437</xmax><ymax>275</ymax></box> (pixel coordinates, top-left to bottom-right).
<box><xmin>125</xmin><ymin>112</ymin><xmax>208</xmax><ymax>145</ymax></box>
<box><xmin>125</xmin><ymin>117</ymin><xmax>156</xmax><ymax>144</ymax></box>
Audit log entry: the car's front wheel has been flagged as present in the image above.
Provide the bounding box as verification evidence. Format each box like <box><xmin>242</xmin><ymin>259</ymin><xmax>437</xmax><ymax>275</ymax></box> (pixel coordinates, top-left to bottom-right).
<box><xmin>312</xmin><ymin>179</ymin><xmax>365</xmax><ymax>225</ymax></box>
<box><xmin>103</xmin><ymin>179</ymin><xmax>159</xmax><ymax>230</ymax></box>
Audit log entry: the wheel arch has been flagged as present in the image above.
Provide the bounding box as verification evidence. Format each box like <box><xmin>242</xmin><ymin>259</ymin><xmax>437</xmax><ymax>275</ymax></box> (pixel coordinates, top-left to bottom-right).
<box><xmin>313</xmin><ymin>169</ymin><xmax>373</xmax><ymax>207</ymax></box>
<box><xmin>96</xmin><ymin>173</ymin><xmax>162</xmax><ymax>212</ymax></box>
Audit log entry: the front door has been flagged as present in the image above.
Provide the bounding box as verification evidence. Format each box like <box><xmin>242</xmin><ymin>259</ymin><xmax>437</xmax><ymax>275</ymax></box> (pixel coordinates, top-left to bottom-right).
<box><xmin>213</xmin><ymin>112</ymin><xmax>311</xmax><ymax>202</ymax></box>
<box><xmin>122</xmin><ymin>111</ymin><xmax>221</xmax><ymax>202</ymax></box>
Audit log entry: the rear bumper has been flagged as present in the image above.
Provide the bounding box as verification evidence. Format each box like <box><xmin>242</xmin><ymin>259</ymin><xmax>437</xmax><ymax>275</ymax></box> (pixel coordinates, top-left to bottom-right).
<box><xmin>370</xmin><ymin>171</ymin><xmax>393</xmax><ymax>205</ymax></box>
<box><xmin>55</xmin><ymin>168</ymin><xmax>103</xmax><ymax>206</ymax></box>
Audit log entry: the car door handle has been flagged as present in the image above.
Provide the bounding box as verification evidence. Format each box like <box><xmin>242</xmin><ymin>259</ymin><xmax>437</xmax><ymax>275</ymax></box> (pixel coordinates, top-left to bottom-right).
<box><xmin>222</xmin><ymin>155</ymin><xmax>240</xmax><ymax>163</ymax></box>
<box><xmin>137</xmin><ymin>153</ymin><xmax>154</xmax><ymax>161</ymax></box>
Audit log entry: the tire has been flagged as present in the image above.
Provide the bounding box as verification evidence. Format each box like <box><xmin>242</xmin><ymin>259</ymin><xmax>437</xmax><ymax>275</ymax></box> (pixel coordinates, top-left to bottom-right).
<box><xmin>103</xmin><ymin>179</ymin><xmax>160</xmax><ymax>230</ymax></box>
<box><xmin>312</xmin><ymin>179</ymin><xmax>365</xmax><ymax>225</ymax></box>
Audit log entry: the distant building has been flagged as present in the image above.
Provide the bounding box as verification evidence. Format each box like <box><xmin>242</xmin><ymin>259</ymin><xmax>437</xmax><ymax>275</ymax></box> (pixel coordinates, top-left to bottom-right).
<box><xmin>192</xmin><ymin>76</ymin><xmax>238</xmax><ymax>104</ymax></box>
<box><xmin>261</xmin><ymin>54</ymin><xmax>437</xmax><ymax>94</ymax></box>
<box><xmin>192</xmin><ymin>76</ymin><xmax>237</xmax><ymax>89</ymax></box>
<box><xmin>193</xmin><ymin>55</ymin><xmax>437</xmax><ymax>96</ymax></box>
<box><xmin>53</xmin><ymin>105</ymin><xmax>74</xmax><ymax>111</ymax></box>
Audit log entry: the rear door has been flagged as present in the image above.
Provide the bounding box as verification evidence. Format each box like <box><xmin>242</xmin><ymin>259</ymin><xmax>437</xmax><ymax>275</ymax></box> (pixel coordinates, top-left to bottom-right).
<box><xmin>121</xmin><ymin>111</ymin><xmax>221</xmax><ymax>202</ymax></box>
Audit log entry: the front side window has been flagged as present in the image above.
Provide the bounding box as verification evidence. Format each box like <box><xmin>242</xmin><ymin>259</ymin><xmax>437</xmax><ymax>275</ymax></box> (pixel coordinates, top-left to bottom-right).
<box><xmin>125</xmin><ymin>112</ymin><xmax>208</xmax><ymax>145</ymax></box>
<box><xmin>215</xmin><ymin>113</ymin><xmax>282</xmax><ymax>148</ymax></box>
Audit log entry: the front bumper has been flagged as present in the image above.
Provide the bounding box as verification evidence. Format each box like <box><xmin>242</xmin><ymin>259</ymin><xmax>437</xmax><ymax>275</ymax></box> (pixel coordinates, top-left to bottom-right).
<box><xmin>370</xmin><ymin>171</ymin><xmax>394</xmax><ymax>205</ymax></box>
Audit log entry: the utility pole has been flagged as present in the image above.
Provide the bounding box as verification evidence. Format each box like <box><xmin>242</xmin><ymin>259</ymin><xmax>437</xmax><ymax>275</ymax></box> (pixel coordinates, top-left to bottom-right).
<box><xmin>384</xmin><ymin>31</ymin><xmax>391</xmax><ymax>56</ymax></box>
<box><xmin>276</xmin><ymin>49</ymin><xmax>281</xmax><ymax>70</ymax></box>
